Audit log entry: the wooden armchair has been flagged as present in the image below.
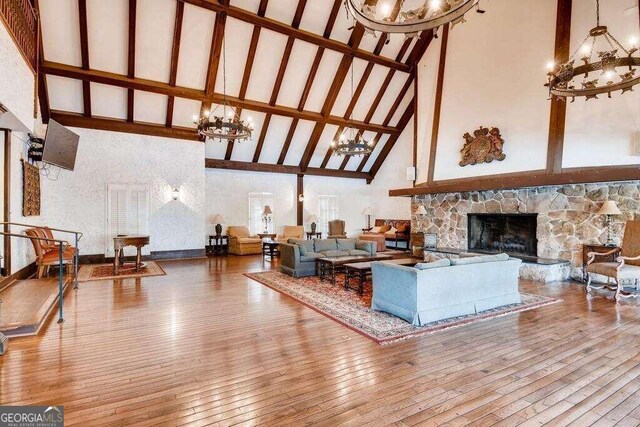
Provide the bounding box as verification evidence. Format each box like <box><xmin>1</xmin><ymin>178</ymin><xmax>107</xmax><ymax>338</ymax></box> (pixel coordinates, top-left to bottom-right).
<box><xmin>277</xmin><ymin>226</ymin><xmax>304</xmax><ymax>243</ymax></box>
<box><xmin>227</xmin><ymin>226</ymin><xmax>262</xmax><ymax>255</ymax></box>
<box><xmin>586</xmin><ymin>220</ymin><xmax>640</xmax><ymax>301</ymax></box>
<box><xmin>25</xmin><ymin>227</ymin><xmax>76</xmax><ymax>278</ymax></box>
<box><xmin>328</xmin><ymin>220</ymin><xmax>347</xmax><ymax>239</ymax></box>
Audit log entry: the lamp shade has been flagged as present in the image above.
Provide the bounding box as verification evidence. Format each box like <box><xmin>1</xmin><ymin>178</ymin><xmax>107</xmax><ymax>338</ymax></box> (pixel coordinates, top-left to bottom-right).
<box><xmin>263</xmin><ymin>205</ymin><xmax>273</xmax><ymax>215</ymax></box>
<box><xmin>415</xmin><ymin>205</ymin><xmax>427</xmax><ymax>216</ymax></box>
<box><xmin>212</xmin><ymin>214</ymin><xmax>225</xmax><ymax>224</ymax></box>
<box><xmin>308</xmin><ymin>214</ymin><xmax>319</xmax><ymax>223</ymax></box>
<box><xmin>597</xmin><ymin>201</ymin><xmax>622</xmax><ymax>216</ymax></box>
<box><xmin>362</xmin><ymin>207</ymin><xmax>371</xmax><ymax>215</ymax></box>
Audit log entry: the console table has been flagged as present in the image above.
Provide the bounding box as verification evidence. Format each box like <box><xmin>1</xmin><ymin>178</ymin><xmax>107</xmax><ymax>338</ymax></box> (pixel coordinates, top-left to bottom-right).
<box><xmin>306</xmin><ymin>231</ymin><xmax>322</xmax><ymax>240</ymax></box>
<box><xmin>113</xmin><ymin>235</ymin><xmax>150</xmax><ymax>275</ymax></box>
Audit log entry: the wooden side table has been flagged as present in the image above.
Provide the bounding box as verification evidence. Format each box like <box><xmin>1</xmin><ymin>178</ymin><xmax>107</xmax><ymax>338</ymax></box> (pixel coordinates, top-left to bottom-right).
<box><xmin>582</xmin><ymin>244</ymin><xmax>620</xmax><ymax>282</ymax></box>
<box><xmin>306</xmin><ymin>231</ymin><xmax>322</xmax><ymax>240</ymax></box>
<box><xmin>207</xmin><ymin>235</ymin><xmax>228</xmax><ymax>256</ymax></box>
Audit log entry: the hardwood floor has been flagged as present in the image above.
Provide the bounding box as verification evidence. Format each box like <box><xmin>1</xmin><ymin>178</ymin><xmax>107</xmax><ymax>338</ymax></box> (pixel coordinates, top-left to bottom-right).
<box><xmin>1</xmin><ymin>255</ymin><xmax>640</xmax><ymax>426</ymax></box>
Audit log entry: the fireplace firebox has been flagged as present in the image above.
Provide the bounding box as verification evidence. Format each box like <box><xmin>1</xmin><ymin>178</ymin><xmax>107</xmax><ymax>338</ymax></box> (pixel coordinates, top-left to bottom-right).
<box><xmin>467</xmin><ymin>214</ymin><xmax>538</xmax><ymax>257</ymax></box>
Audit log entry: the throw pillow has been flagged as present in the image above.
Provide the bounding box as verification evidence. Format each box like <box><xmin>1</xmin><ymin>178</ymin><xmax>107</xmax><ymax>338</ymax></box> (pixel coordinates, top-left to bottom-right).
<box><xmin>414</xmin><ymin>258</ymin><xmax>451</xmax><ymax>270</ymax></box>
<box><xmin>396</xmin><ymin>224</ymin><xmax>407</xmax><ymax>233</ymax></box>
<box><xmin>370</xmin><ymin>226</ymin><xmax>383</xmax><ymax>233</ymax></box>
<box><xmin>379</xmin><ymin>225</ymin><xmax>391</xmax><ymax>233</ymax></box>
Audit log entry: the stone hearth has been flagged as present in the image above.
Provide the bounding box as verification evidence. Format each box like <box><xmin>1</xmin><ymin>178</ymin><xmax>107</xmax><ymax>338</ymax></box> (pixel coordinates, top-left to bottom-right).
<box><xmin>411</xmin><ymin>181</ymin><xmax>640</xmax><ymax>281</ymax></box>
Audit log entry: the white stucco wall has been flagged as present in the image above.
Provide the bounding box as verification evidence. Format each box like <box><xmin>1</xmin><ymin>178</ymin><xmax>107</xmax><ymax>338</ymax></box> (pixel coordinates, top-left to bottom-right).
<box><xmin>205</xmin><ymin>123</ymin><xmax>413</xmax><ymax>238</ymax></box>
<box><xmin>432</xmin><ymin>0</ymin><xmax>556</xmax><ymax>180</ymax></box>
<box><xmin>38</xmin><ymin>128</ymin><xmax>206</xmax><ymax>256</ymax></box>
<box><xmin>563</xmin><ymin>0</ymin><xmax>640</xmax><ymax>168</ymax></box>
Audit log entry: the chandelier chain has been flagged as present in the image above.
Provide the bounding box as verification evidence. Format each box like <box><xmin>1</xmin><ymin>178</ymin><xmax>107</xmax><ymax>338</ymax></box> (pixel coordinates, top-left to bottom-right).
<box><xmin>596</xmin><ymin>0</ymin><xmax>600</xmax><ymax>27</ymax></box>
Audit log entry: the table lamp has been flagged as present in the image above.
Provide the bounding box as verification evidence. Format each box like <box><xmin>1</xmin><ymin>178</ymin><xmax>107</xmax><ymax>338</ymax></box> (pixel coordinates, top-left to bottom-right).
<box><xmin>262</xmin><ymin>206</ymin><xmax>273</xmax><ymax>233</ymax></box>
<box><xmin>362</xmin><ymin>207</ymin><xmax>372</xmax><ymax>229</ymax></box>
<box><xmin>212</xmin><ymin>214</ymin><xmax>225</xmax><ymax>237</ymax></box>
<box><xmin>597</xmin><ymin>201</ymin><xmax>622</xmax><ymax>246</ymax></box>
<box><xmin>416</xmin><ymin>205</ymin><xmax>427</xmax><ymax>216</ymax></box>
<box><xmin>308</xmin><ymin>214</ymin><xmax>319</xmax><ymax>233</ymax></box>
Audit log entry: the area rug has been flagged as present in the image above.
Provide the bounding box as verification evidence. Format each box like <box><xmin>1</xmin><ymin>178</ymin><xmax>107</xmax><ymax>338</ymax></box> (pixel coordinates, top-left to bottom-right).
<box><xmin>78</xmin><ymin>262</ymin><xmax>166</xmax><ymax>282</ymax></box>
<box><xmin>245</xmin><ymin>271</ymin><xmax>561</xmax><ymax>344</ymax></box>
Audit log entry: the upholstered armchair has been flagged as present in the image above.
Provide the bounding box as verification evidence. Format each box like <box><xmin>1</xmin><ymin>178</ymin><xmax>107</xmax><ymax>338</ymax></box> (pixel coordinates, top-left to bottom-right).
<box><xmin>328</xmin><ymin>220</ymin><xmax>347</xmax><ymax>239</ymax></box>
<box><xmin>277</xmin><ymin>226</ymin><xmax>304</xmax><ymax>243</ymax></box>
<box><xmin>586</xmin><ymin>220</ymin><xmax>640</xmax><ymax>301</ymax></box>
<box><xmin>227</xmin><ymin>226</ymin><xmax>262</xmax><ymax>255</ymax></box>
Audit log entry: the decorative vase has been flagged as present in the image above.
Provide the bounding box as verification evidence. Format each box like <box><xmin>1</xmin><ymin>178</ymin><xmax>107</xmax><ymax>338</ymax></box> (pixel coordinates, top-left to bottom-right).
<box><xmin>215</xmin><ymin>223</ymin><xmax>222</xmax><ymax>237</ymax></box>
<box><xmin>311</xmin><ymin>222</ymin><xmax>317</xmax><ymax>233</ymax></box>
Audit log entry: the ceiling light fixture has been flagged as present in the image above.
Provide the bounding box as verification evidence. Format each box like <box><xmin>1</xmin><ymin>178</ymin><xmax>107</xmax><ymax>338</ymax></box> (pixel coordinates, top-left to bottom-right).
<box><xmin>343</xmin><ymin>0</ymin><xmax>485</xmax><ymax>39</ymax></box>
<box><xmin>193</xmin><ymin>25</ymin><xmax>253</xmax><ymax>142</ymax></box>
<box><xmin>545</xmin><ymin>0</ymin><xmax>640</xmax><ymax>101</ymax></box>
<box><xmin>331</xmin><ymin>59</ymin><xmax>375</xmax><ymax>157</ymax></box>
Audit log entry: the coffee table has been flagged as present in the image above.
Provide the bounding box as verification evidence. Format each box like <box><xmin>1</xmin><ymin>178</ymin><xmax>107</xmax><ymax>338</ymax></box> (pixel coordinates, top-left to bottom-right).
<box><xmin>316</xmin><ymin>254</ymin><xmax>393</xmax><ymax>286</ymax></box>
<box><xmin>344</xmin><ymin>258</ymin><xmax>418</xmax><ymax>295</ymax></box>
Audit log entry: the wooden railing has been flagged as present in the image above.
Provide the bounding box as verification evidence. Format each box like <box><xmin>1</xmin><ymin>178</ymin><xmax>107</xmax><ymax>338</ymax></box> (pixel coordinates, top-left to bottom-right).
<box><xmin>0</xmin><ymin>0</ymin><xmax>38</xmax><ymax>72</ymax></box>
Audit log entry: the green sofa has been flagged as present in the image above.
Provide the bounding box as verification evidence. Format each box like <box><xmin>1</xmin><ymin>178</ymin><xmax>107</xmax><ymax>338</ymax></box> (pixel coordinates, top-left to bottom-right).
<box><xmin>279</xmin><ymin>238</ymin><xmax>377</xmax><ymax>277</ymax></box>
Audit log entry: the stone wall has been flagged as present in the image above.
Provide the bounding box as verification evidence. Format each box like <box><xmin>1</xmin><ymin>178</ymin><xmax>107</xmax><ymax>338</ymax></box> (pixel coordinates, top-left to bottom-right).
<box><xmin>411</xmin><ymin>181</ymin><xmax>640</xmax><ymax>280</ymax></box>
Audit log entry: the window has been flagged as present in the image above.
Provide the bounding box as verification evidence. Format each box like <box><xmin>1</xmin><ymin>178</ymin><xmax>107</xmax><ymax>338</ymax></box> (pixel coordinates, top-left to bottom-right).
<box><xmin>318</xmin><ymin>195</ymin><xmax>339</xmax><ymax>234</ymax></box>
<box><xmin>106</xmin><ymin>184</ymin><xmax>150</xmax><ymax>256</ymax></box>
<box><xmin>248</xmin><ymin>192</ymin><xmax>274</xmax><ymax>235</ymax></box>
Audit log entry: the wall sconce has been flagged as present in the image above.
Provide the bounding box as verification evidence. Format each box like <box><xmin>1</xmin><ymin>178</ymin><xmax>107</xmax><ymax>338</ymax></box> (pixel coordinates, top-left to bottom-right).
<box><xmin>416</xmin><ymin>205</ymin><xmax>427</xmax><ymax>216</ymax></box>
<box><xmin>172</xmin><ymin>187</ymin><xmax>180</xmax><ymax>201</ymax></box>
<box><xmin>298</xmin><ymin>194</ymin><xmax>305</xmax><ymax>203</ymax></box>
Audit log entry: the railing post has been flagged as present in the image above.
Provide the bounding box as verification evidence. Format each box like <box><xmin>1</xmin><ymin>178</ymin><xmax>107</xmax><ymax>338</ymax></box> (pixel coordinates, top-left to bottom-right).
<box><xmin>74</xmin><ymin>233</ymin><xmax>79</xmax><ymax>289</ymax></box>
<box><xmin>57</xmin><ymin>244</ymin><xmax>64</xmax><ymax>323</ymax></box>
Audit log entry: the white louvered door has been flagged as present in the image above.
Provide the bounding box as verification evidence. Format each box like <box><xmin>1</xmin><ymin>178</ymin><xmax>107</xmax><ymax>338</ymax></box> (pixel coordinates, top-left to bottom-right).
<box><xmin>106</xmin><ymin>184</ymin><xmax>150</xmax><ymax>256</ymax></box>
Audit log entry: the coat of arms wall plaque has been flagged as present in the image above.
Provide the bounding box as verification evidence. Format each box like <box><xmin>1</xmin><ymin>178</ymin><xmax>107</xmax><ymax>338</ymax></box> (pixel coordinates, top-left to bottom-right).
<box><xmin>459</xmin><ymin>126</ymin><xmax>506</xmax><ymax>167</ymax></box>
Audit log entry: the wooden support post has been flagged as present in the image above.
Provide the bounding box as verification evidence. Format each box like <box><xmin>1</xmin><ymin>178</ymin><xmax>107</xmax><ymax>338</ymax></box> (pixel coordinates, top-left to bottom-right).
<box><xmin>3</xmin><ymin>130</ymin><xmax>11</xmax><ymax>276</ymax></box>
<box><xmin>297</xmin><ymin>174</ymin><xmax>304</xmax><ymax>226</ymax></box>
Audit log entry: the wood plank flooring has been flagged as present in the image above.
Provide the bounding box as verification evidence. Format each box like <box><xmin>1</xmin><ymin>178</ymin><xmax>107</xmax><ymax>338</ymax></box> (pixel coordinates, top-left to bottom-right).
<box><xmin>1</xmin><ymin>255</ymin><xmax>640</xmax><ymax>426</ymax></box>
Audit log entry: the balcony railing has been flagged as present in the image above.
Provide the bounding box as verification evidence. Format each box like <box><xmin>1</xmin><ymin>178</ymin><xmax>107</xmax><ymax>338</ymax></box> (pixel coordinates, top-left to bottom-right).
<box><xmin>0</xmin><ymin>0</ymin><xmax>38</xmax><ymax>72</ymax></box>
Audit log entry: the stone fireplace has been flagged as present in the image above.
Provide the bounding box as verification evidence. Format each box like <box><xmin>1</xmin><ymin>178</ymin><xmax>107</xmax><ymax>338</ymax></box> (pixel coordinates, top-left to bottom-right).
<box><xmin>411</xmin><ymin>181</ymin><xmax>640</xmax><ymax>282</ymax></box>
<box><xmin>468</xmin><ymin>214</ymin><xmax>537</xmax><ymax>257</ymax></box>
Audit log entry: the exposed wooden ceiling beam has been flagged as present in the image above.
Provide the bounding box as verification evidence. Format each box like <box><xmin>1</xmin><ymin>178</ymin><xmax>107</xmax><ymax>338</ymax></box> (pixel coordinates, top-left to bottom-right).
<box><xmin>78</xmin><ymin>0</ymin><xmax>91</xmax><ymax>117</ymax></box>
<box><xmin>201</xmin><ymin>0</ymin><xmax>230</xmax><ymax>116</ymax></box>
<box><xmin>179</xmin><ymin>0</ymin><xmax>410</xmax><ymax>72</ymax></box>
<box><xmin>51</xmin><ymin>110</ymin><xmax>199</xmax><ymax>141</ymax></box>
<box><xmin>127</xmin><ymin>0</ymin><xmax>137</xmax><ymax>123</ymax></box>
<box><xmin>165</xmin><ymin>1</ymin><xmax>185</xmax><ymax>127</ymax></box>
<box><xmin>40</xmin><ymin>62</ymin><xmax>399</xmax><ymax>135</ymax></box>
<box><xmin>390</xmin><ymin>166</ymin><xmax>640</xmax><ymax>196</ymax></box>
<box><xmin>225</xmin><ymin>0</ymin><xmax>268</xmax><ymax>160</ymax></box>
<box><xmin>273</xmin><ymin>0</ymin><xmax>341</xmax><ymax>166</ymax></box>
<box><xmin>367</xmin><ymin>99</ymin><xmax>414</xmax><ymax>180</ymax></box>
<box><xmin>205</xmin><ymin>158</ymin><xmax>372</xmax><ymax>180</ymax></box>
<box><xmin>33</xmin><ymin>0</ymin><xmax>50</xmax><ymax>123</ymax></box>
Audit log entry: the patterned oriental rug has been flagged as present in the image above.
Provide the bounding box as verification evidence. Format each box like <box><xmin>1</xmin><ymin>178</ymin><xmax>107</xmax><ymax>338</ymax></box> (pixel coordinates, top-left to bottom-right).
<box><xmin>78</xmin><ymin>262</ymin><xmax>166</xmax><ymax>282</ymax></box>
<box><xmin>245</xmin><ymin>271</ymin><xmax>561</xmax><ymax>345</ymax></box>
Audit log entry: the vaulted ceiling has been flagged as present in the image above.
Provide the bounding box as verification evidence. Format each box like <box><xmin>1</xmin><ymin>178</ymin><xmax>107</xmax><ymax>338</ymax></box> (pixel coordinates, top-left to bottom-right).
<box><xmin>36</xmin><ymin>0</ymin><xmax>432</xmax><ymax>180</ymax></box>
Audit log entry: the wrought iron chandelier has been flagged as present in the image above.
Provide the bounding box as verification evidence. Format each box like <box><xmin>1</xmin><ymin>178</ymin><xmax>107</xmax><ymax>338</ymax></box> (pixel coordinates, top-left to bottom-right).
<box><xmin>193</xmin><ymin>33</ymin><xmax>253</xmax><ymax>142</ymax></box>
<box><xmin>343</xmin><ymin>0</ymin><xmax>485</xmax><ymax>38</ymax></box>
<box><xmin>331</xmin><ymin>59</ymin><xmax>375</xmax><ymax>157</ymax></box>
<box><xmin>545</xmin><ymin>0</ymin><xmax>640</xmax><ymax>101</ymax></box>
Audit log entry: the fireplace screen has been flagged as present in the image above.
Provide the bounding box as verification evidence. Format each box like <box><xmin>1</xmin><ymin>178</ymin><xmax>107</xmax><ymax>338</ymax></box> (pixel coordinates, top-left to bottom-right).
<box><xmin>468</xmin><ymin>214</ymin><xmax>538</xmax><ymax>257</ymax></box>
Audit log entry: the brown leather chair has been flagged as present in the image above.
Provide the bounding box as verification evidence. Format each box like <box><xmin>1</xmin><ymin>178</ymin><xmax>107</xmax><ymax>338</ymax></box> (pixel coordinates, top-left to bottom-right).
<box><xmin>328</xmin><ymin>220</ymin><xmax>347</xmax><ymax>239</ymax></box>
<box><xmin>25</xmin><ymin>228</ymin><xmax>76</xmax><ymax>278</ymax></box>
<box><xmin>586</xmin><ymin>220</ymin><xmax>640</xmax><ymax>302</ymax></box>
